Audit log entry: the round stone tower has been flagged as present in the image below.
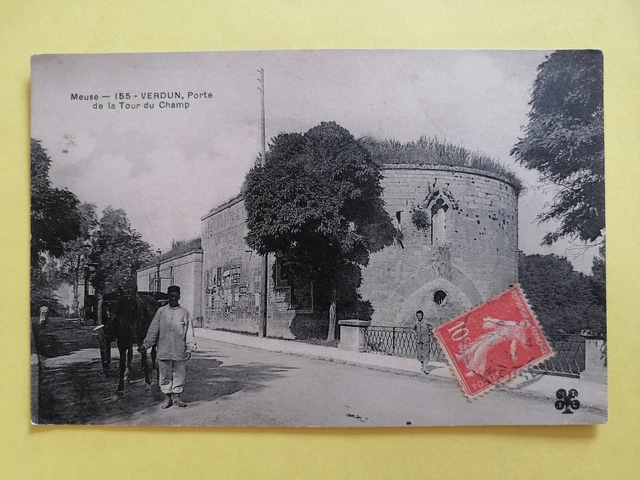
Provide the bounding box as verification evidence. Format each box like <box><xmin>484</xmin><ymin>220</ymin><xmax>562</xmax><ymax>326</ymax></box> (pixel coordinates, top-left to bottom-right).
<box><xmin>360</xmin><ymin>164</ymin><xmax>519</xmax><ymax>327</ymax></box>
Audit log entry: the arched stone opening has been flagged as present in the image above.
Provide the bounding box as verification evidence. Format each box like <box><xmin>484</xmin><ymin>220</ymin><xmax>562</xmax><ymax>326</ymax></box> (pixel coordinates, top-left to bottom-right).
<box><xmin>393</xmin><ymin>278</ymin><xmax>473</xmax><ymax>327</ymax></box>
<box><xmin>375</xmin><ymin>262</ymin><xmax>482</xmax><ymax>326</ymax></box>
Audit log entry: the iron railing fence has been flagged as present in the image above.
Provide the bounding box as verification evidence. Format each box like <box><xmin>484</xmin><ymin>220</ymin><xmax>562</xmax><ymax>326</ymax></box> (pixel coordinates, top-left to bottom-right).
<box><xmin>529</xmin><ymin>334</ymin><xmax>586</xmax><ymax>378</ymax></box>
<box><xmin>364</xmin><ymin>326</ymin><xmax>446</xmax><ymax>362</ymax></box>
<box><xmin>365</xmin><ymin>327</ymin><xmax>592</xmax><ymax>378</ymax></box>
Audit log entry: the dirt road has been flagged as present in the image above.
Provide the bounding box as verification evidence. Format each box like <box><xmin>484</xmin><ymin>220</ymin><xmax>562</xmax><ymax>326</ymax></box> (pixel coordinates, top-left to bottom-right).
<box><xmin>32</xmin><ymin>318</ymin><xmax>605</xmax><ymax>426</ymax></box>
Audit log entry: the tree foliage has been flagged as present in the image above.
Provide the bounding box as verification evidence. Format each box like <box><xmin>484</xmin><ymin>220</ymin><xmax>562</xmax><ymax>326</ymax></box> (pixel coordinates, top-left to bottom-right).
<box><xmin>518</xmin><ymin>253</ymin><xmax>605</xmax><ymax>334</ymax></box>
<box><xmin>59</xmin><ymin>203</ymin><xmax>99</xmax><ymax>279</ymax></box>
<box><xmin>30</xmin><ymin>139</ymin><xmax>154</xmax><ymax>315</ymax></box>
<box><xmin>511</xmin><ymin>50</ymin><xmax>604</xmax><ymax>245</ymax></box>
<box><xmin>31</xmin><ymin>139</ymin><xmax>82</xmax><ymax>265</ymax></box>
<box><xmin>244</xmin><ymin>122</ymin><xmax>397</xmax><ymax>339</ymax></box>
<box><xmin>57</xmin><ymin>203</ymin><xmax>99</xmax><ymax>313</ymax></box>
<box><xmin>590</xmin><ymin>242</ymin><xmax>606</xmax><ymax>308</ymax></box>
<box><xmin>89</xmin><ymin>207</ymin><xmax>155</xmax><ymax>294</ymax></box>
<box><xmin>30</xmin><ymin>257</ymin><xmax>66</xmax><ymax>316</ymax></box>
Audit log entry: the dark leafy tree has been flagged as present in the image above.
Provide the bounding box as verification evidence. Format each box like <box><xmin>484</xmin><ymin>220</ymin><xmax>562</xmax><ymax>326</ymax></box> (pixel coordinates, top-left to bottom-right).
<box><xmin>590</xmin><ymin>242</ymin><xmax>606</xmax><ymax>311</ymax></box>
<box><xmin>31</xmin><ymin>139</ymin><xmax>82</xmax><ymax>265</ymax></box>
<box><xmin>518</xmin><ymin>253</ymin><xmax>606</xmax><ymax>334</ymax></box>
<box><xmin>90</xmin><ymin>207</ymin><xmax>155</xmax><ymax>297</ymax></box>
<box><xmin>244</xmin><ymin>122</ymin><xmax>397</xmax><ymax>340</ymax></box>
<box><xmin>511</xmin><ymin>50</ymin><xmax>604</xmax><ymax>246</ymax></box>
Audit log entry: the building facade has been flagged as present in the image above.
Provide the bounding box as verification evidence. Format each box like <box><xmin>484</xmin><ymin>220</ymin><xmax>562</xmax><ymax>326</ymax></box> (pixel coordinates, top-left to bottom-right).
<box><xmin>136</xmin><ymin>247</ymin><xmax>203</xmax><ymax>322</ymax></box>
<box><xmin>200</xmin><ymin>196</ymin><xmax>322</xmax><ymax>339</ymax></box>
<box><xmin>140</xmin><ymin>164</ymin><xmax>519</xmax><ymax>338</ymax></box>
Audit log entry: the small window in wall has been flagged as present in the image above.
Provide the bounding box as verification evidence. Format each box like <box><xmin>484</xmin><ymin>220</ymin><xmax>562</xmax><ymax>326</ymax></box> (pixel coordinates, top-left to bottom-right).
<box><xmin>395</xmin><ymin>211</ymin><xmax>405</xmax><ymax>249</ymax></box>
<box><xmin>275</xmin><ymin>257</ymin><xmax>289</xmax><ymax>288</ymax></box>
<box><xmin>433</xmin><ymin>289</ymin><xmax>447</xmax><ymax>305</ymax></box>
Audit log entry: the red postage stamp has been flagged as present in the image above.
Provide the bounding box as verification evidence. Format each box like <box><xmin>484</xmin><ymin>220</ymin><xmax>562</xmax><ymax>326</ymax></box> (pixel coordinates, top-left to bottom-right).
<box><xmin>433</xmin><ymin>285</ymin><xmax>554</xmax><ymax>399</ymax></box>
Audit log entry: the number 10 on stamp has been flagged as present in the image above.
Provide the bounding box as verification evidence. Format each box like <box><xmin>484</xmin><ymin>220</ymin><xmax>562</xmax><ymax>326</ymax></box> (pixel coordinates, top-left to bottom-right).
<box><xmin>433</xmin><ymin>285</ymin><xmax>554</xmax><ymax>399</ymax></box>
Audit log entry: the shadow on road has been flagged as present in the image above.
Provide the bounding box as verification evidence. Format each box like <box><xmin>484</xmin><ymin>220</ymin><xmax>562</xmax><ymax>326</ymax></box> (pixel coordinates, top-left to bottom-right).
<box><xmin>34</xmin><ymin>318</ymin><xmax>296</xmax><ymax>425</ymax></box>
<box><xmin>32</xmin><ymin>317</ymin><xmax>98</xmax><ymax>359</ymax></box>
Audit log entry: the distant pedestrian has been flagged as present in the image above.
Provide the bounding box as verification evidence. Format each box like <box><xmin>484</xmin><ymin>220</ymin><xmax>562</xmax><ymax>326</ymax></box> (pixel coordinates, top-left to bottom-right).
<box><xmin>139</xmin><ymin>285</ymin><xmax>196</xmax><ymax>409</ymax></box>
<box><xmin>39</xmin><ymin>304</ymin><xmax>49</xmax><ymax>327</ymax></box>
<box><xmin>413</xmin><ymin>310</ymin><xmax>433</xmax><ymax>374</ymax></box>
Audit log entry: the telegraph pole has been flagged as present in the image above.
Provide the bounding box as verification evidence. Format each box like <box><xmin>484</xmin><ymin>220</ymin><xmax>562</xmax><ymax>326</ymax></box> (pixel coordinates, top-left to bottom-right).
<box><xmin>258</xmin><ymin>68</ymin><xmax>268</xmax><ymax>338</ymax></box>
<box><xmin>259</xmin><ymin>68</ymin><xmax>266</xmax><ymax>166</ymax></box>
<box><xmin>155</xmin><ymin>249</ymin><xmax>162</xmax><ymax>292</ymax></box>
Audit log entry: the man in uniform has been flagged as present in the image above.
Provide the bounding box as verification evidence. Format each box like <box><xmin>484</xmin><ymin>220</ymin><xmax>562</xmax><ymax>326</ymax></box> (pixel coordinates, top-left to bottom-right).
<box><xmin>139</xmin><ymin>285</ymin><xmax>196</xmax><ymax>409</ymax></box>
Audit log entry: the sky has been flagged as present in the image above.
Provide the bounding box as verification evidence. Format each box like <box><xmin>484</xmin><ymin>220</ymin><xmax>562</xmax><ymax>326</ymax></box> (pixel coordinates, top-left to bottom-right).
<box><xmin>31</xmin><ymin>50</ymin><xmax>599</xmax><ymax>273</ymax></box>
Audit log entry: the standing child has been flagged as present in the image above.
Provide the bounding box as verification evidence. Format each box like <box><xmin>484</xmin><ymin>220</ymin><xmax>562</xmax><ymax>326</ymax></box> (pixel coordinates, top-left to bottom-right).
<box><xmin>413</xmin><ymin>310</ymin><xmax>433</xmax><ymax>374</ymax></box>
<box><xmin>39</xmin><ymin>304</ymin><xmax>49</xmax><ymax>327</ymax></box>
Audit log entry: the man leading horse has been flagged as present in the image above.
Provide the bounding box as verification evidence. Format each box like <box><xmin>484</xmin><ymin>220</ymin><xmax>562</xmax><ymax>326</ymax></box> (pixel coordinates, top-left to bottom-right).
<box><xmin>139</xmin><ymin>285</ymin><xmax>197</xmax><ymax>409</ymax></box>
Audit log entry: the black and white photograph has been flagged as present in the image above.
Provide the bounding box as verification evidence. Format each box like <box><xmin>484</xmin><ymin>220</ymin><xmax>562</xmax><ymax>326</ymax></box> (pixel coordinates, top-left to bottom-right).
<box><xmin>30</xmin><ymin>50</ymin><xmax>606</xmax><ymax>426</ymax></box>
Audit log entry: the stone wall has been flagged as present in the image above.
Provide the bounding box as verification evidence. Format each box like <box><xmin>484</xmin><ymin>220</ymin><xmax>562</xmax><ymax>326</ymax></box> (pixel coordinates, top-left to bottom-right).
<box><xmin>200</xmin><ymin>196</ymin><xmax>310</xmax><ymax>339</ymax></box>
<box><xmin>201</xmin><ymin>196</ymin><xmax>261</xmax><ymax>333</ymax></box>
<box><xmin>197</xmin><ymin>164</ymin><xmax>519</xmax><ymax>338</ymax></box>
<box><xmin>361</xmin><ymin>165</ymin><xmax>519</xmax><ymax>327</ymax></box>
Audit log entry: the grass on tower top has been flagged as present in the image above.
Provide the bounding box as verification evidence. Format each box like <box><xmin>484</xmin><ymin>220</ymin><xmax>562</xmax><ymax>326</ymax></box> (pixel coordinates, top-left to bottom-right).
<box><xmin>359</xmin><ymin>136</ymin><xmax>523</xmax><ymax>195</ymax></box>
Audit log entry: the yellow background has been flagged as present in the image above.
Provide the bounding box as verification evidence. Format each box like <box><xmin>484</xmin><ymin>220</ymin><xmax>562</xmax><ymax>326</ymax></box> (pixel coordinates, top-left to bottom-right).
<box><xmin>1</xmin><ymin>1</ymin><xmax>638</xmax><ymax>478</ymax></box>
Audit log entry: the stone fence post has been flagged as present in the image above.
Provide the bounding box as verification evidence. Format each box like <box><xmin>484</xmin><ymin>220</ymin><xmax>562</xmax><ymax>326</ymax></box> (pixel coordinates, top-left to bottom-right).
<box><xmin>338</xmin><ymin>320</ymin><xmax>370</xmax><ymax>352</ymax></box>
<box><xmin>581</xmin><ymin>330</ymin><xmax>607</xmax><ymax>384</ymax></box>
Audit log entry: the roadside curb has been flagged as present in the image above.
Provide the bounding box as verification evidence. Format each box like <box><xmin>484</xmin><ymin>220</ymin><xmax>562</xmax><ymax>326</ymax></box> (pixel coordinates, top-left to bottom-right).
<box><xmin>194</xmin><ymin>328</ymin><xmax>608</xmax><ymax>415</ymax></box>
<box><xmin>194</xmin><ymin>328</ymin><xmax>445</xmax><ymax>378</ymax></box>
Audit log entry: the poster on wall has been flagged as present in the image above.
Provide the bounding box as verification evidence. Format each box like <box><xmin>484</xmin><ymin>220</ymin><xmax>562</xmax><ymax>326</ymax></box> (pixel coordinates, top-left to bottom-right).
<box><xmin>30</xmin><ymin>50</ymin><xmax>606</xmax><ymax>426</ymax></box>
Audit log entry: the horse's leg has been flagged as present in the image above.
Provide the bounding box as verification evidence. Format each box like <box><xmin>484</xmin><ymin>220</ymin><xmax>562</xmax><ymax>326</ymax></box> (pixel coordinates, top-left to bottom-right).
<box><xmin>98</xmin><ymin>335</ymin><xmax>107</xmax><ymax>374</ymax></box>
<box><xmin>124</xmin><ymin>343</ymin><xmax>132</xmax><ymax>386</ymax></box>
<box><xmin>142</xmin><ymin>349</ymin><xmax>154</xmax><ymax>394</ymax></box>
<box><xmin>99</xmin><ymin>334</ymin><xmax>111</xmax><ymax>376</ymax></box>
<box><xmin>141</xmin><ymin>349</ymin><xmax>151</xmax><ymax>385</ymax></box>
<box><xmin>151</xmin><ymin>345</ymin><xmax>158</xmax><ymax>384</ymax></box>
<box><xmin>105</xmin><ymin>340</ymin><xmax>112</xmax><ymax>376</ymax></box>
<box><xmin>117</xmin><ymin>339</ymin><xmax>126</xmax><ymax>392</ymax></box>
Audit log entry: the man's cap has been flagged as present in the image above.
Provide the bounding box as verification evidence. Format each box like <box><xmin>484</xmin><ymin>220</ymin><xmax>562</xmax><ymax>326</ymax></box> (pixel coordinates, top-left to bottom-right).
<box><xmin>167</xmin><ymin>285</ymin><xmax>181</xmax><ymax>294</ymax></box>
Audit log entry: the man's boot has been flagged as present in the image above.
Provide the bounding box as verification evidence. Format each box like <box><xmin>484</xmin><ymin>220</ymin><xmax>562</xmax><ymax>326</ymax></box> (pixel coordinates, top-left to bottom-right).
<box><xmin>172</xmin><ymin>393</ymin><xmax>187</xmax><ymax>407</ymax></box>
<box><xmin>161</xmin><ymin>394</ymin><xmax>172</xmax><ymax>409</ymax></box>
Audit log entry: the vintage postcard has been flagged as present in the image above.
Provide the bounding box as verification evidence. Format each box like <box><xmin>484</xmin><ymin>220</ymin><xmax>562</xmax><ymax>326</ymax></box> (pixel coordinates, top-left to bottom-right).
<box><xmin>30</xmin><ymin>50</ymin><xmax>606</xmax><ymax>426</ymax></box>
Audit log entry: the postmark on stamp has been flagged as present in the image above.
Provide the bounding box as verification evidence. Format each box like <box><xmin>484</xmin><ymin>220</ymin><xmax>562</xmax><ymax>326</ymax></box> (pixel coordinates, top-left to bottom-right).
<box><xmin>433</xmin><ymin>285</ymin><xmax>554</xmax><ymax>399</ymax></box>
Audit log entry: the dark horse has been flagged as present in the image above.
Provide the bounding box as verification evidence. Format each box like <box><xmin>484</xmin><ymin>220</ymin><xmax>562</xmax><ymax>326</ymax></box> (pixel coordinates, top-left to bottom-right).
<box><xmin>98</xmin><ymin>292</ymin><xmax>163</xmax><ymax>393</ymax></box>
